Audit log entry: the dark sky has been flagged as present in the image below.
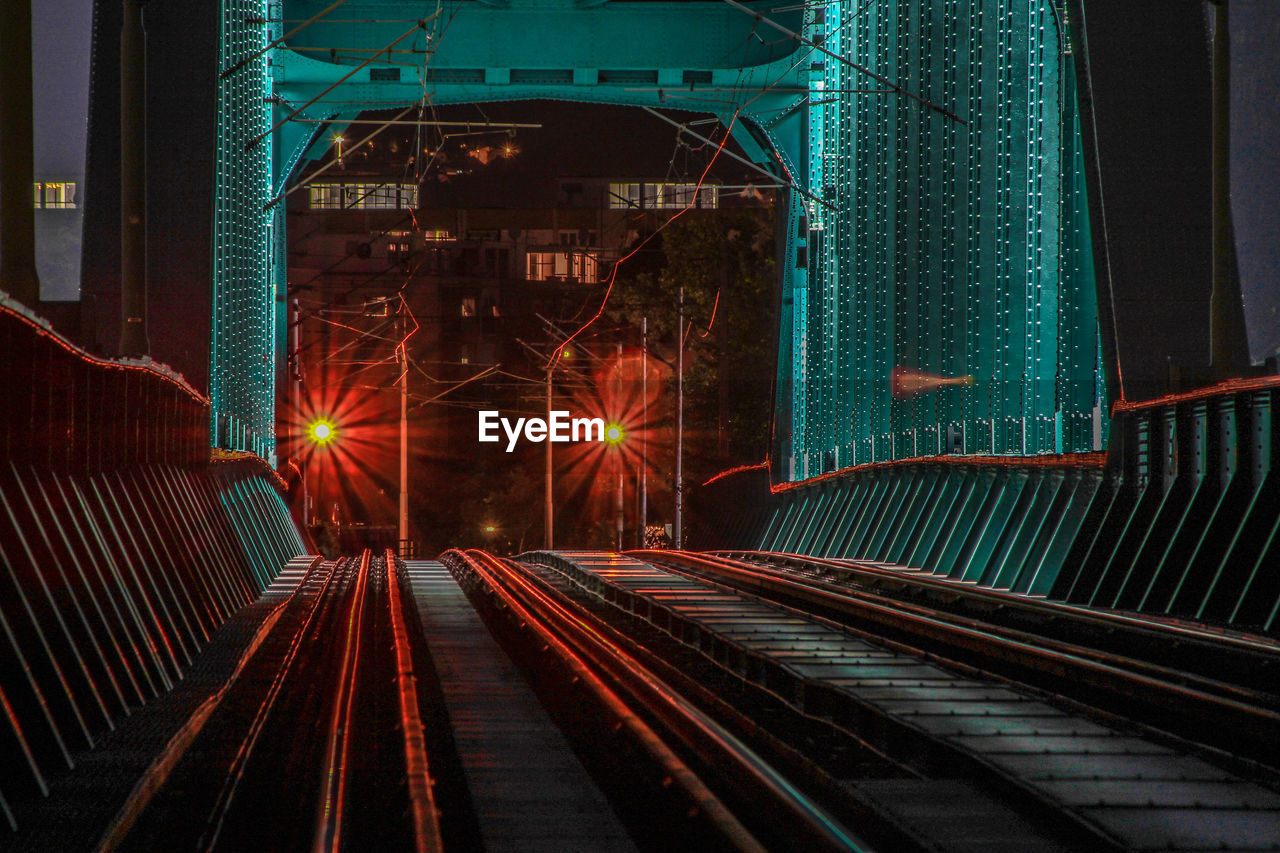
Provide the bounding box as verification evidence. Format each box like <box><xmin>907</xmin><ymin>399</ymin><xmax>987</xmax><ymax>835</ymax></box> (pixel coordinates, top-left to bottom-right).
<box><xmin>32</xmin><ymin>0</ymin><xmax>93</xmax><ymax>178</ymax></box>
<box><xmin>1232</xmin><ymin>1</ymin><xmax>1280</xmax><ymax>362</ymax></box>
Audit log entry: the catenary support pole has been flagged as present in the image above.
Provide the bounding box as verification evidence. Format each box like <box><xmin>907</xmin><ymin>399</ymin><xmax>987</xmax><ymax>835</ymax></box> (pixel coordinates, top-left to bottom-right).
<box><xmin>399</xmin><ymin>317</ymin><xmax>409</xmax><ymax>552</ymax></box>
<box><xmin>545</xmin><ymin>365</ymin><xmax>553</xmax><ymax>549</ymax></box>
<box><xmin>640</xmin><ymin>315</ymin><xmax>648</xmax><ymax>548</ymax></box>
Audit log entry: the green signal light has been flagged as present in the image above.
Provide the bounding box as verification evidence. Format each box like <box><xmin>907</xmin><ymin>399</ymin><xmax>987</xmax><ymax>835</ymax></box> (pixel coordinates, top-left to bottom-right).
<box><xmin>307</xmin><ymin>417</ymin><xmax>338</xmax><ymax>446</ymax></box>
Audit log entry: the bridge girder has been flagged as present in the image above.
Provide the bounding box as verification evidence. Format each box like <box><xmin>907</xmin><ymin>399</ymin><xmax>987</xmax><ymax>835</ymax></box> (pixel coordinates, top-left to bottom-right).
<box><xmin>213</xmin><ymin>0</ymin><xmax>1110</xmax><ymax>488</ymax></box>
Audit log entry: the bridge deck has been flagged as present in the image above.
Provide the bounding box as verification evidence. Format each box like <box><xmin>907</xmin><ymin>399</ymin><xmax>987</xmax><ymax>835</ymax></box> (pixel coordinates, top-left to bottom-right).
<box><xmin>405</xmin><ymin>560</ymin><xmax>635</xmax><ymax>852</ymax></box>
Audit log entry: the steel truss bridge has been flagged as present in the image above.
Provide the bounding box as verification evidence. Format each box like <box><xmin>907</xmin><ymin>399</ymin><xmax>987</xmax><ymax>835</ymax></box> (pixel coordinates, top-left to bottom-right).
<box><xmin>211</xmin><ymin>0</ymin><xmax>1106</xmax><ymax>477</ymax></box>
<box><xmin>5</xmin><ymin>1</ymin><xmax>1280</xmax><ymax>847</ymax></box>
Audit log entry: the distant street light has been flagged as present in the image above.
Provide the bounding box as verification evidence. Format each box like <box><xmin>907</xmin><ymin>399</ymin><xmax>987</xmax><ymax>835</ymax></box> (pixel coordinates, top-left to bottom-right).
<box><xmin>307</xmin><ymin>416</ymin><xmax>339</xmax><ymax>446</ymax></box>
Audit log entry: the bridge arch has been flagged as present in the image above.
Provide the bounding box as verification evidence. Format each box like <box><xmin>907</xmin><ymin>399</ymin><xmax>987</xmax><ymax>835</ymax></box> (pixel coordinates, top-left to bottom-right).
<box><xmin>213</xmin><ymin>0</ymin><xmax>1106</xmax><ymax>481</ymax></box>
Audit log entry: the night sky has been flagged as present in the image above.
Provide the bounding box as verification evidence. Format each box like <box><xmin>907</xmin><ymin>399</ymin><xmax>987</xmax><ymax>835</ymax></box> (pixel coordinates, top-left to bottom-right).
<box><xmin>32</xmin><ymin>0</ymin><xmax>93</xmax><ymax>178</ymax></box>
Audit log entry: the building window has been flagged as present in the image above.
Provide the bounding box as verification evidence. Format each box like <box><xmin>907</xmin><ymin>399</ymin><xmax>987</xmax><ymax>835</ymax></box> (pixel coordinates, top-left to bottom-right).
<box><xmin>607</xmin><ymin>182</ymin><xmax>717</xmax><ymax>210</ymax></box>
<box><xmin>461</xmin><ymin>296</ymin><xmax>476</xmax><ymax>317</ymax></box>
<box><xmin>484</xmin><ymin>247</ymin><xmax>510</xmax><ymax>276</ymax></box>
<box><xmin>33</xmin><ymin>182</ymin><xmax>77</xmax><ymax>209</ymax></box>
<box><xmin>309</xmin><ymin>182</ymin><xmax>418</xmax><ymax>210</ymax></box>
<box><xmin>526</xmin><ymin>251</ymin><xmax>599</xmax><ymax>284</ymax></box>
<box><xmin>387</xmin><ymin>231</ymin><xmax>412</xmax><ymax>262</ymax></box>
<box><xmin>422</xmin><ymin>229</ymin><xmax>454</xmax><ymax>242</ymax></box>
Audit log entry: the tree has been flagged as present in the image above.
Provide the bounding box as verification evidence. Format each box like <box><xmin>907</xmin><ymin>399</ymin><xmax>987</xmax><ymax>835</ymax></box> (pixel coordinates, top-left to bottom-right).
<box><xmin>606</xmin><ymin>208</ymin><xmax>778</xmax><ymax>535</ymax></box>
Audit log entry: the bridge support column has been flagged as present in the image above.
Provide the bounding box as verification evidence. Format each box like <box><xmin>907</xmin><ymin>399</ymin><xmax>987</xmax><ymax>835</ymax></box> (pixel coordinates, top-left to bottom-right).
<box><xmin>120</xmin><ymin>0</ymin><xmax>149</xmax><ymax>357</ymax></box>
<box><xmin>0</xmin><ymin>0</ymin><xmax>39</xmax><ymax>307</ymax></box>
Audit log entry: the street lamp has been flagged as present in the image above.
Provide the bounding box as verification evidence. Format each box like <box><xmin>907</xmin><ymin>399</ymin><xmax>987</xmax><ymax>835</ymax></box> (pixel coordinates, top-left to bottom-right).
<box><xmin>603</xmin><ymin>419</ymin><xmax>629</xmax><ymax>551</ymax></box>
<box><xmin>303</xmin><ymin>415</ymin><xmax>339</xmax><ymax>543</ymax></box>
<box><xmin>307</xmin><ymin>416</ymin><xmax>339</xmax><ymax>446</ymax></box>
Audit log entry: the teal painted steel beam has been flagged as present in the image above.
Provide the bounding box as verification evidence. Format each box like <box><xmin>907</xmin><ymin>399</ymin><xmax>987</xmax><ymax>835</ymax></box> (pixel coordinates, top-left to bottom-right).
<box><xmin>213</xmin><ymin>1</ymin><xmax>811</xmax><ymax>458</ymax></box>
<box><xmin>213</xmin><ymin>0</ymin><xmax>1109</xmax><ymax>487</ymax></box>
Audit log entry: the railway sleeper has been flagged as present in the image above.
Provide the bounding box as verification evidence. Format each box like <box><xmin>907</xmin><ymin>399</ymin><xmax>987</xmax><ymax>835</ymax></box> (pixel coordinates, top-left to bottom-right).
<box><xmin>524</xmin><ymin>551</ymin><xmax>1280</xmax><ymax>853</ymax></box>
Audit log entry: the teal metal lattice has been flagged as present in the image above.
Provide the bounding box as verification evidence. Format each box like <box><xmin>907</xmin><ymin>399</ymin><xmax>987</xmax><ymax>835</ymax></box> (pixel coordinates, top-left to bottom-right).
<box><xmin>212</xmin><ymin>1</ymin><xmax>277</xmax><ymax>463</ymax></box>
<box><xmin>210</xmin><ymin>1</ymin><xmax>1106</xmax><ymax>477</ymax></box>
<box><xmin>788</xmin><ymin>0</ymin><xmax>1106</xmax><ymax>479</ymax></box>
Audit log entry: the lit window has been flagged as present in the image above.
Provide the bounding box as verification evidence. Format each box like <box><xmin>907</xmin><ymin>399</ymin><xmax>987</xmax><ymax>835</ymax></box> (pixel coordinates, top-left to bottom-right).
<box><xmin>309</xmin><ymin>182</ymin><xmax>418</xmax><ymax>210</ymax></box>
<box><xmin>422</xmin><ymin>229</ymin><xmax>455</xmax><ymax>242</ymax></box>
<box><xmin>608</xmin><ymin>182</ymin><xmax>643</xmax><ymax>209</ymax></box>
<box><xmin>526</xmin><ymin>252</ymin><xmax>556</xmax><ymax>280</ymax></box>
<box><xmin>607</xmin><ymin>182</ymin><xmax>717</xmax><ymax>210</ymax></box>
<box><xmin>33</xmin><ymin>182</ymin><xmax>77</xmax><ymax>209</ymax></box>
<box><xmin>461</xmin><ymin>296</ymin><xmax>476</xmax><ymax>317</ymax></box>
<box><xmin>526</xmin><ymin>251</ymin><xmax>599</xmax><ymax>283</ymax></box>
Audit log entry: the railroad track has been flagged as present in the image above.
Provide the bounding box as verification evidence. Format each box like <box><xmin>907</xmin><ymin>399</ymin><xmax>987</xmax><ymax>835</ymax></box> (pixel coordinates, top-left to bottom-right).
<box><xmin>98</xmin><ymin>550</ymin><xmax>443</xmax><ymax>852</ymax></box>
<box><xmin>640</xmin><ymin>550</ymin><xmax>1280</xmax><ymax>768</ymax></box>
<box><xmin>35</xmin><ymin>544</ymin><xmax>1278</xmax><ymax>851</ymax></box>
<box><xmin>476</xmin><ymin>549</ymin><xmax>1280</xmax><ymax>852</ymax></box>
<box><xmin>442</xmin><ymin>548</ymin><xmax>870</xmax><ymax>852</ymax></box>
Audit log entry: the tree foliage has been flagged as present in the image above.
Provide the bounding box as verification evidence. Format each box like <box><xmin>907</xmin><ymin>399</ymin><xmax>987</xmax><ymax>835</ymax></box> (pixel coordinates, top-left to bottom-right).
<box><xmin>608</xmin><ymin>207</ymin><xmax>778</xmax><ymax>490</ymax></box>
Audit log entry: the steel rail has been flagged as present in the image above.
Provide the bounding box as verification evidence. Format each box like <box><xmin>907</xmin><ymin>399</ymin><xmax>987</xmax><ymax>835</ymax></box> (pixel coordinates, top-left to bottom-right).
<box><xmin>313</xmin><ymin>549</ymin><xmax>372</xmax><ymax>853</ymax></box>
<box><xmin>495</xmin><ymin>555</ymin><xmax>942</xmax><ymax>851</ymax></box>
<box><xmin>695</xmin><ymin>552</ymin><xmax>1280</xmax><ymax>707</ymax></box>
<box><xmin>196</xmin><ymin>556</ymin><xmax>345</xmax><ymax>851</ymax></box>
<box><xmin>635</xmin><ymin>550</ymin><xmax>1280</xmax><ymax>766</ymax></box>
<box><xmin>711</xmin><ymin>549</ymin><xmax>1280</xmax><ymax>707</ymax></box>
<box><xmin>530</xmin><ymin>551</ymin><xmax>1137</xmax><ymax>851</ymax></box>
<box><xmin>738</xmin><ymin>550</ymin><xmax>1280</xmax><ymax>660</ymax></box>
<box><xmin>383</xmin><ymin>550</ymin><xmax>444</xmax><ymax>853</ymax></box>
<box><xmin>449</xmin><ymin>550</ymin><xmax>767</xmax><ymax>851</ymax></box>
<box><xmin>98</xmin><ymin>555</ymin><xmax>328</xmax><ymax>850</ymax></box>
<box><xmin>458</xmin><ymin>549</ymin><xmax>868</xmax><ymax>853</ymax></box>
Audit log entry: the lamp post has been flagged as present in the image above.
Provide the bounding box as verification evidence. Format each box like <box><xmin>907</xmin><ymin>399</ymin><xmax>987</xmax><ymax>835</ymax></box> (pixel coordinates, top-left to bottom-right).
<box><xmin>605</xmin><ymin>421</ymin><xmax>627</xmax><ymax>551</ymax></box>
<box><xmin>675</xmin><ymin>285</ymin><xmax>685</xmax><ymax>549</ymax></box>
<box><xmin>640</xmin><ymin>315</ymin><xmax>648</xmax><ymax>548</ymax></box>
<box><xmin>306</xmin><ymin>416</ymin><xmax>338</xmax><ymax>551</ymax></box>
<box><xmin>614</xmin><ymin>341</ymin><xmax>624</xmax><ymax>551</ymax></box>
<box><xmin>544</xmin><ymin>363</ymin><xmax>553</xmax><ymax>549</ymax></box>
<box><xmin>398</xmin><ymin>330</ymin><xmax>410</xmax><ymax>555</ymax></box>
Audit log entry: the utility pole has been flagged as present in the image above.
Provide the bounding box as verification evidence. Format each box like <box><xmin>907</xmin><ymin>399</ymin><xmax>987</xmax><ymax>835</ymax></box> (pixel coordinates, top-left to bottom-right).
<box><xmin>544</xmin><ymin>363</ymin><xmax>553</xmax><ymax>549</ymax></box>
<box><xmin>675</xmin><ymin>286</ymin><xmax>684</xmax><ymax>549</ymax></box>
<box><xmin>639</xmin><ymin>315</ymin><xmax>648</xmax><ymax>548</ymax></box>
<box><xmin>719</xmin><ymin>239</ymin><xmax>730</xmax><ymax>458</ymax></box>
<box><xmin>398</xmin><ymin>311</ymin><xmax>410</xmax><ymax>554</ymax></box>
<box><xmin>615</xmin><ymin>340</ymin><xmax>624</xmax><ymax>551</ymax></box>
<box><xmin>291</xmin><ymin>298</ymin><xmax>308</xmax><ymax>527</ymax></box>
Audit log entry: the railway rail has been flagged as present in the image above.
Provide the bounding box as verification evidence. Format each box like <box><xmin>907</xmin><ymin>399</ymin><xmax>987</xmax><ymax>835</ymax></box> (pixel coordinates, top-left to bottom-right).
<box><xmin>495</xmin><ymin>549</ymin><xmax>1280</xmax><ymax>852</ymax></box>
<box><xmin>96</xmin><ymin>550</ymin><xmax>444</xmax><ymax>852</ymax></box>
<box><xmin>13</xmin><ymin>545</ymin><xmax>1279</xmax><ymax>851</ymax></box>
<box><xmin>642</xmin><ymin>550</ymin><xmax>1280</xmax><ymax>767</ymax></box>
<box><xmin>444</xmin><ymin>548</ymin><xmax>870</xmax><ymax>852</ymax></box>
